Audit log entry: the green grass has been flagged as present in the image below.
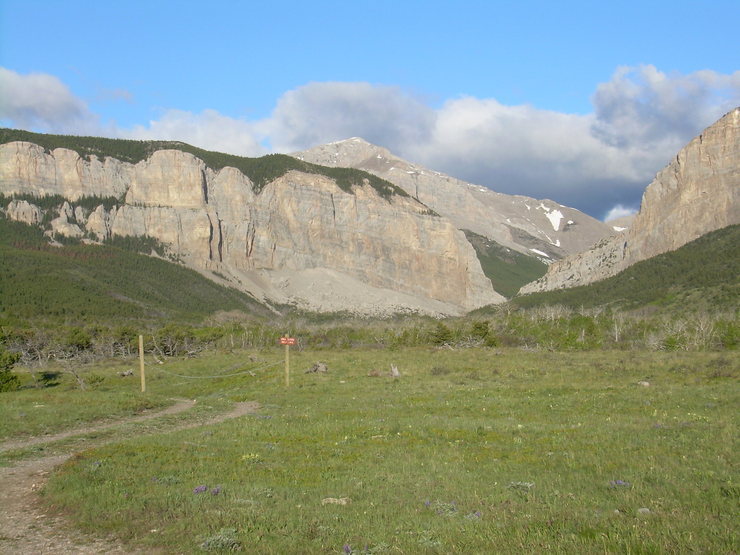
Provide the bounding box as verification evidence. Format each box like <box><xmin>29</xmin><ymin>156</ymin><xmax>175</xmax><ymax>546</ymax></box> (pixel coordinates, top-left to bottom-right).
<box><xmin>0</xmin><ymin>385</ymin><xmax>167</xmax><ymax>442</ymax></box>
<box><xmin>463</xmin><ymin>229</ymin><xmax>547</xmax><ymax>299</ymax></box>
<box><xmin>5</xmin><ymin>347</ymin><xmax>734</xmax><ymax>553</ymax></box>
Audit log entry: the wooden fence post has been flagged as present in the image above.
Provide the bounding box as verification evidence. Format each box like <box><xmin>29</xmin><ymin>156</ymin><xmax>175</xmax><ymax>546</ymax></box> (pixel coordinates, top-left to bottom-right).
<box><xmin>139</xmin><ymin>334</ymin><xmax>146</xmax><ymax>393</ymax></box>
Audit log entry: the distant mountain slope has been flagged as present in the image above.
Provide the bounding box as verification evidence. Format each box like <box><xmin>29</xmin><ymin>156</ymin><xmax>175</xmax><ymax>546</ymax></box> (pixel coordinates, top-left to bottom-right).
<box><xmin>0</xmin><ymin>219</ymin><xmax>271</xmax><ymax>323</ymax></box>
<box><xmin>521</xmin><ymin>107</ymin><xmax>740</xmax><ymax>294</ymax></box>
<box><xmin>293</xmin><ymin>138</ymin><xmax>615</xmax><ymax>260</ymax></box>
<box><xmin>509</xmin><ymin>224</ymin><xmax>739</xmax><ymax>312</ymax></box>
<box><xmin>463</xmin><ymin>230</ymin><xmax>547</xmax><ymax>298</ymax></box>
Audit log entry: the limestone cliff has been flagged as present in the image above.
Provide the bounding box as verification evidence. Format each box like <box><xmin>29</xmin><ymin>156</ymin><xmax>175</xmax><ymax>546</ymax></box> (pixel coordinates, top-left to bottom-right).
<box><xmin>0</xmin><ymin>140</ymin><xmax>504</xmax><ymax>315</ymax></box>
<box><xmin>520</xmin><ymin>107</ymin><xmax>740</xmax><ymax>294</ymax></box>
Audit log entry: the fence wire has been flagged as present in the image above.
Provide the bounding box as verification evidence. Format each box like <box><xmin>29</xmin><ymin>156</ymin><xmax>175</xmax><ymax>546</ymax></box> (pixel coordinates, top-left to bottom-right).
<box><xmin>147</xmin><ymin>359</ymin><xmax>282</xmax><ymax>380</ymax></box>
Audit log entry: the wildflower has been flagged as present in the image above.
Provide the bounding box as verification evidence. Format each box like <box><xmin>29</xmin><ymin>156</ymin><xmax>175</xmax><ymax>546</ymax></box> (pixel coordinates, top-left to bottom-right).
<box><xmin>193</xmin><ymin>485</ymin><xmax>208</xmax><ymax>494</ymax></box>
<box><xmin>343</xmin><ymin>544</ymin><xmax>352</xmax><ymax>553</ymax></box>
<box><xmin>211</xmin><ymin>486</ymin><xmax>221</xmax><ymax>496</ymax></box>
<box><xmin>609</xmin><ymin>480</ymin><xmax>631</xmax><ymax>488</ymax></box>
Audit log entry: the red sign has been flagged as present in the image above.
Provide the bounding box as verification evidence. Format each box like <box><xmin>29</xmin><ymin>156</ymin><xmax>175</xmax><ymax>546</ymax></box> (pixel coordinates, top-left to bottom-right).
<box><xmin>280</xmin><ymin>337</ymin><xmax>297</xmax><ymax>346</ymax></box>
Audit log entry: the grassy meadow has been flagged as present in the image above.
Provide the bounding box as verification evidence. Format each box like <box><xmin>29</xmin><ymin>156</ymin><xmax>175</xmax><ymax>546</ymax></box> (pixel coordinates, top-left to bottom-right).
<box><xmin>3</xmin><ymin>346</ymin><xmax>737</xmax><ymax>553</ymax></box>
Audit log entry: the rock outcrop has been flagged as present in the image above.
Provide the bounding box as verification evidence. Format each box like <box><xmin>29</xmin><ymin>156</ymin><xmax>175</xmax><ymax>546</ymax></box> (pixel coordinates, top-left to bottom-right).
<box><xmin>521</xmin><ymin>107</ymin><xmax>740</xmax><ymax>294</ymax></box>
<box><xmin>5</xmin><ymin>199</ymin><xmax>42</xmax><ymax>225</ymax></box>
<box><xmin>293</xmin><ymin>138</ymin><xmax>615</xmax><ymax>262</ymax></box>
<box><xmin>0</xmin><ymin>141</ymin><xmax>504</xmax><ymax>315</ymax></box>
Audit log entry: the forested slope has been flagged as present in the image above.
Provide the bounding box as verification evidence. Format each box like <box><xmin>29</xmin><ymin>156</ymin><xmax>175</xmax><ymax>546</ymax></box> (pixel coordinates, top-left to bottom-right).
<box><xmin>0</xmin><ymin>219</ymin><xmax>270</xmax><ymax>323</ymax></box>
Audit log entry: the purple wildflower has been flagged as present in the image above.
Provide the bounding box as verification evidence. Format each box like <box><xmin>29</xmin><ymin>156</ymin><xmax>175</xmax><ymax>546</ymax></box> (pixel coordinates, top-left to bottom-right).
<box><xmin>609</xmin><ymin>480</ymin><xmax>631</xmax><ymax>488</ymax></box>
<box><xmin>343</xmin><ymin>544</ymin><xmax>352</xmax><ymax>554</ymax></box>
<box><xmin>424</xmin><ymin>500</ymin><xmax>431</xmax><ymax>507</ymax></box>
<box><xmin>211</xmin><ymin>486</ymin><xmax>221</xmax><ymax>496</ymax></box>
<box><xmin>193</xmin><ymin>485</ymin><xmax>208</xmax><ymax>494</ymax></box>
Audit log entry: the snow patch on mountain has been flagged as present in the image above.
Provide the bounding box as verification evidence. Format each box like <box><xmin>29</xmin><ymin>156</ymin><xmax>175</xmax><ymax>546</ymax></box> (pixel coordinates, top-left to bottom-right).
<box><xmin>530</xmin><ymin>248</ymin><xmax>550</xmax><ymax>258</ymax></box>
<box><xmin>538</xmin><ymin>203</ymin><xmax>564</xmax><ymax>231</ymax></box>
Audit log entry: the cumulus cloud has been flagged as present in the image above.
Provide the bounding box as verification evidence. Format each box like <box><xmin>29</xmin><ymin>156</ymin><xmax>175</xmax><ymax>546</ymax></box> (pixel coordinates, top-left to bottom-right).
<box><xmin>0</xmin><ymin>67</ymin><xmax>100</xmax><ymax>133</ymax></box>
<box><xmin>125</xmin><ymin>108</ymin><xmax>266</xmax><ymax>157</ymax></box>
<box><xmin>592</xmin><ymin>65</ymin><xmax>740</xmax><ymax>150</ymax></box>
<box><xmin>604</xmin><ymin>204</ymin><xmax>639</xmax><ymax>222</ymax></box>
<box><xmin>254</xmin><ymin>67</ymin><xmax>738</xmax><ymax>217</ymax></box>
<box><xmin>262</xmin><ymin>81</ymin><xmax>436</xmax><ymax>153</ymax></box>
<box><xmin>405</xmin><ymin>96</ymin><xmax>643</xmax><ymax>195</ymax></box>
<box><xmin>2</xmin><ymin>65</ymin><xmax>737</xmax><ymax>219</ymax></box>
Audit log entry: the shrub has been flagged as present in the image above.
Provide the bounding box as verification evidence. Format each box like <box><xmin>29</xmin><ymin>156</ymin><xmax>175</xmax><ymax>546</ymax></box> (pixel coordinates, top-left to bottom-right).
<box><xmin>66</xmin><ymin>327</ymin><xmax>93</xmax><ymax>352</ymax></box>
<box><xmin>0</xmin><ymin>347</ymin><xmax>21</xmax><ymax>392</ymax></box>
<box><xmin>430</xmin><ymin>322</ymin><xmax>452</xmax><ymax>345</ymax></box>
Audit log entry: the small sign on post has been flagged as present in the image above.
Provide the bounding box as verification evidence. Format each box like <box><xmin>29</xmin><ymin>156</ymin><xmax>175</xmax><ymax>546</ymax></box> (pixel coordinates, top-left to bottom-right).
<box><xmin>280</xmin><ymin>336</ymin><xmax>296</xmax><ymax>387</ymax></box>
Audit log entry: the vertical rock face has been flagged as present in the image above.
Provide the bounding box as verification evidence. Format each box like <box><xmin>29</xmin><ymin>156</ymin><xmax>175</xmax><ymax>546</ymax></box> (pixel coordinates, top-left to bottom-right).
<box><xmin>622</xmin><ymin>108</ymin><xmax>739</xmax><ymax>265</ymax></box>
<box><xmin>238</xmin><ymin>172</ymin><xmax>500</xmax><ymax>311</ymax></box>
<box><xmin>0</xmin><ymin>141</ymin><xmax>132</xmax><ymax>200</ymax></box>
<box><xmin>0</xmin><ymin>141</ymin><xmax>503</xmax><ymax>315</ymax></box>
<box><xmin>521</xmin><ymin>107</ymin><xmax>740</xmax><ymax>294</ymax></box>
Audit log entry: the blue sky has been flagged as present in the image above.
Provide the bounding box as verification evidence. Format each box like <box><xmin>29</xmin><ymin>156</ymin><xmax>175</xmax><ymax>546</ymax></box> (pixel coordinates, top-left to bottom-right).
<box><xmin>1</xmin><ymin>0</ymin><xmax>739</xmax><ymax>220</ymax></box>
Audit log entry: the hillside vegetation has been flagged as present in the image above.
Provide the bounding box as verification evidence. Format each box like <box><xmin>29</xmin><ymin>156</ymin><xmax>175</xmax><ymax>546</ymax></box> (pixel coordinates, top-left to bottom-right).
<box><xmin>463</xmin><ymin>229</ymin><xmax>547</xmax><ymax>298</ymax></box>
<box><xmin>0</xmin><ymin>218</ymin><xmax>270</xmax><ymax>324</ymax></box>
<box><xmin>509</xmin><ymin>224</ymin><xmax>740</xmax><ymax>313</ymax></box>
<box><xmin>0</xmin><ymin>128</ymin><xmax>409</xmax><ymax>199</ymax></box>
<box><xmin>0</xmin><ymin>214</ymin><xmax>736</xmax><ymax>369</ymax></box>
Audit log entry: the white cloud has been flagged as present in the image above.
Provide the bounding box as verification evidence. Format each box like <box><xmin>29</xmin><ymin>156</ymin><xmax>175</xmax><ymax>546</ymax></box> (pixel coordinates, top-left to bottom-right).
<box><xmin>592</xmin><ymin>65</ymin><xmax>740</xmax><ymax>151</ymax></box>
<box><xmin>603</xmin><ymin>204</ymin><xmax>638</xmax><ymax>222</ymax></box>
<box><xmin>2</xmin><ymin>65</ymin><xmax>737</xmax><ymax>218</ymax></box>
<box><xmin>262</xmin><ymin>81</ymin><xmax>435</xmax><ymax>153</ymax></box>
<box><xmin>405</xmin><ymin>96</ymin><xmax>645</xmax><ymax>192</ymax></box>
<box><xmin>256</xmin><ymin>67</ymin><xmax>739</xmax><ymax>216</ymax></box>
<box><xmin>0</xmin><ymin>67</ymin><xmax>100</xmax><ymax>133</ymax></box>
<box><xmin>125</xmin><ymin>108</ymin><xmax>266</xmax><ymax>157</ymax></box>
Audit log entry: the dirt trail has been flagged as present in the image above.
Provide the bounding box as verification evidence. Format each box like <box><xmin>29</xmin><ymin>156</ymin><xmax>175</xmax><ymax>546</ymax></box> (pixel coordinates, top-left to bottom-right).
<box><xmin>0</xmin><ymin>400</ymin><xmax>260</xmax><ymax>554</ymax></box>
<box><xmin>0</xmin><ymin>398</ymin><xmax>198</xmax><ymax>453</ymax></box>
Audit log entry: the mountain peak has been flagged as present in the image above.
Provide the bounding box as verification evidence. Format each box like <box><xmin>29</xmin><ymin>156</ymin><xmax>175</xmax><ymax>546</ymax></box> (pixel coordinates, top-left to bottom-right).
<box><xmin>328</xmin><ymin>137</ymin><xmax>371</xmax><ymax>145</ymax></box>
<box><xmin>293</xmin><ymin>140</ymin><xmax>614</xmax><ymax>259</ymax></box>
